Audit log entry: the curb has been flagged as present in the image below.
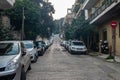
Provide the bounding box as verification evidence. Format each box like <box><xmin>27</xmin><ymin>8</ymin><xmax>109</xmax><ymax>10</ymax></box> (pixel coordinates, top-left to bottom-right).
<box><xmin>88</xmin><ymin>52</ymin><xmax>120</xmax><ymax>63</ymax></box>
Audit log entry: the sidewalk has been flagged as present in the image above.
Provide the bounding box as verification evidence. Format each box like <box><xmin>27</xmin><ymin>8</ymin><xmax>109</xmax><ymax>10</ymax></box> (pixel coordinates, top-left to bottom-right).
<box><xmin>89</xmin><ymin>52</ymin><xmax>120</xmax><ymax>63</ymax></box>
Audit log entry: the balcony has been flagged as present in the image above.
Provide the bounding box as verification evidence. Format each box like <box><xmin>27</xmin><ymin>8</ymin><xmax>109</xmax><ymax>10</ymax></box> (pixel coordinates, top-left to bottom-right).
<box><xmin>0</xmin><ymin>0</ymin><xmax>15</xmax><ymax>10</ymax></box>
<box><xmin>82</xmin><ymin>0</ymin><xmax>99</xmax><ymax>9</ymax></box>
<box><xmin>89</xmin><ymin>0</ymin><xmax>119</xmax><ymax>24</ymax></box>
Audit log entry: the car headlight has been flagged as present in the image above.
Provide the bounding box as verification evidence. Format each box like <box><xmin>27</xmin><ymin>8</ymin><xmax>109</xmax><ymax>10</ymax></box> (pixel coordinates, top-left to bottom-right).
<box><xmin>5</xmin><ymin>59</ymin><xmax>19</xmax><ymax>71</ymax></box>
<box><xmin>71</xmin><ymin>47</ymin><xmax>76</xmax><ymax>49</ymax></box>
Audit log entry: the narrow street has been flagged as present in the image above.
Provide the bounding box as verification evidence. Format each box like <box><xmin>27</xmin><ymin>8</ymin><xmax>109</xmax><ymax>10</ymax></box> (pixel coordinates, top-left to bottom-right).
<box><xmin>26</xmin><ymin>35</ymin><xmax>120</xmax><ymax>80</ymax></box>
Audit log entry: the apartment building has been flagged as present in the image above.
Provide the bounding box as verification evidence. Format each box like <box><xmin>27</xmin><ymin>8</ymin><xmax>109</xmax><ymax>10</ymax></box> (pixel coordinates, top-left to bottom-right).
<box><xmin>0</xmin><ymin>0</ymin><xmax>15</xmax><ymax>26</ymax></box>
<box><xmin>71</xmin><ymin>0</ymin><xmax>85</xmax><ymax>18</ymax></box>
<box><xmin>0</xmin><ymin>0</ymin><xmax>15</xmax><ymax>10</ymax></box>
<box><xmin>82</xmin><ymin>0</ymin><xmax>120</xmax><ymax>55</ymax></box>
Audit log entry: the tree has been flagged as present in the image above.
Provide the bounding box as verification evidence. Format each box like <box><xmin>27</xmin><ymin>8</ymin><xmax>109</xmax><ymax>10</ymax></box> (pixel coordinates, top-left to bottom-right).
<box><xmin>40</xmin><ymin>1</ymin><xmax>55</xmax><ymax>38</ymax></box>
<box><xmin>65</xmin><ymin>14</ymin><xmax>99</xmax><ymax>51</ymax></box>
<box><xmin>4</xmin><ymin>0</ymin><xmax>55</xmax><ymax>40</ymax></box>
<box><xmin>4</xmin><ymin>0</ymin><xmax>42</xmax><ymax>40</ymax></box>
<box><xmin>0</xmin><ymin>25</ymin><xmax>15</xmax><ymax>40</ymax></box>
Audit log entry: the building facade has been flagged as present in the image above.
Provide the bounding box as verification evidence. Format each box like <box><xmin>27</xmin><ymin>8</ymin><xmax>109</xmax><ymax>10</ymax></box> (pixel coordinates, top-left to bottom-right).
<box><xmin>0</xmin><ymin>0</ymin><xmax>15</xmax><ymax>10</ymax></box>
<box><xmin>0</xmin><ymin>0</ymin><xmax>15</xmax><ymax>26</ymax></box>
<box><xmin>82</xmin><ymin>0</ymin><xmax>120</xmax><ymax>55</ymax></box>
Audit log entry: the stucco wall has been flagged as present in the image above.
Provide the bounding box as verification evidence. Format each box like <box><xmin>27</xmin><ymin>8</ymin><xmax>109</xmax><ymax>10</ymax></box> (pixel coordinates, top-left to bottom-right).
<box><xmin>99</xmin><ymin>19</ymin><xmax>120</xmax><ymax>55</ymax></box>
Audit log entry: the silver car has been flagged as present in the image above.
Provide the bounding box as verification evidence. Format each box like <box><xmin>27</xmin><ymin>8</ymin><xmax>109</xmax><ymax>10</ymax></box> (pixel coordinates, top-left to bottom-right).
<box><xmin>22</xmin><ymin>41</ymin><xmax>38</xmax><ymax>62</ymax></box>
<box><xmin>69</xmin><ymin>41</ymin><xmax>88</xmax><ymax>54</ymax></box>
<box><xmin>0</xmin><ymin>41</ymin><xmax>31</xmax><ymax>80</ymax></box>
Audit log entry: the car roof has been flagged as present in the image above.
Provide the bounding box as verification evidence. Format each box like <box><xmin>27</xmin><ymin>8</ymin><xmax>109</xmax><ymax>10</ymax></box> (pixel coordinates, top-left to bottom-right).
<box><xmin>0</xmin><ymin>41</ymin><xmax>21</xmax><ymax>44</ymax></box>
<box><xmin>22</xmin><ymin>40</ymin><xmax>33</xmax><ymax>42</ymax></box>
<box><xmin>71</xmin><ymin>40</ymin><xmax>83</xmax><ymax>43</ymax></box>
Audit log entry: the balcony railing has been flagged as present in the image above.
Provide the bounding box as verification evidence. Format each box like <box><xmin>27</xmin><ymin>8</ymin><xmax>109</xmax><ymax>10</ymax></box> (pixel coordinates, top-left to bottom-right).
<box><xmin>82</xmin><ymin>0</ymin><xmax>88</xmax><ymax>8</ymax></box>
<box><xmin>89</xmin><ymin>0</ymin><xmax>115</xmax><ymax>22</ymax></box>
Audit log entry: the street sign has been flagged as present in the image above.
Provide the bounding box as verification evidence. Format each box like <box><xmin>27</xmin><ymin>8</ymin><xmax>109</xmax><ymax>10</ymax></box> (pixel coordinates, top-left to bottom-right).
<box><xmin>111</xmin><ymin>21</ymin><xmax>117</xmax><ymax>29</ymax></box>
<box><xmin>111</xmin><ymin>21</ymin><xmax>117</xmax><ymax>61</ymax></box>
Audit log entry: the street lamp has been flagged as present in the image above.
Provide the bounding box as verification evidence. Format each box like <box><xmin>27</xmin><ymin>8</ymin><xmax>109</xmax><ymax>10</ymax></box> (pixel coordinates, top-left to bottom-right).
<box><xmin>21</xmin><ymin>7</ymin><xmax>25</xmax><ymax>40</ymax></box>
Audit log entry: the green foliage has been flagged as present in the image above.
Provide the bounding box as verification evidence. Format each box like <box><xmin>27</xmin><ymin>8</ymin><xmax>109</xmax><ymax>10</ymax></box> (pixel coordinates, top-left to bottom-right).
<box><xmin>40</xmin><ymin>1</ymin><xmax>55</xmax><ymax>38</ymax></box>
<box><xmin>0</xmin><ymin>25</ymin><xmax>15</xmax><ymax>40</ymax></box>
<box><xmin>106</xmin><ymin>55</ymin><xmax>114</xmax><ymax>60</ymax></box>
<box><xmin>4</xmin><ymin>0</ymin><xmax>42</xmax><ymax>40</ymax></box>
<box><xmin>4</xmin><ymin>0</ymin><xmax>55</xmax><ymax>40</ymax></box>
<box><xmin>65</xmin><ymin>15</ymin><xmax>99</xmax><ymax>50</ymax></box>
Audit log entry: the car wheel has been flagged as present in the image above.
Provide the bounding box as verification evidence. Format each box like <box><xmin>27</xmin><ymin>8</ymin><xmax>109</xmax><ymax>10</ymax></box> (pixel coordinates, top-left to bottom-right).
<box><xmin>28</xmin><ymin>64</ymin><xmax>31</xmax><ymax>70</ymax></box>
<box><xmin>70</xmin><ymin>50</ymin><xmax>73</xmax><ymax>54</ymax></box>
<box><xmin>41</xmin><ymin>52</ymin><xmax>44</xmax><ymax>56</ymax></box>
<box><xmin>85</xmin><ymin>51</ymin><xmax>88</xmax><ymax>55</ymax></box>
<box><xmin>21</xmin><ymin>68</ymin><xmax>26</xmax><ymax>80</ymax></box>
<box><xmin>34</xmin><ymin>55</ymin><xmax>37</xmax><ymax>62</ymax></box>
<box><xmin>42</xmin><ymin>49</ymin><xmax>45</xmax><ymax>54</ymax></box>
<box><xmin>36</xmin><ymin>53</ymin><xmax>38</xmax><ymax>59</ymax></box>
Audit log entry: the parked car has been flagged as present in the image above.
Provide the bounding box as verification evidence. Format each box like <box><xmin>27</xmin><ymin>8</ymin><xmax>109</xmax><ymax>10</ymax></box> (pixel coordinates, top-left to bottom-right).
<box><xmin>68</xmin><ymin>41</ymin><xmax>88</xmax><ymax>54</ymax></box>
<box><xmin>35</xmin><ymin>41</ymin><xmax>46</xmax><ymax>56</ymax></box>
<box><xmin>60</xmin><ymin>41</ymin><xmax>64</xmax><ymax>46</ymax></box>
<box><xmin>60</xmin><ymin>40</ymin><xmax>67</xmax><ymax>47</ymax></box>
<box><xmin>50</xmin><ymin>36</ymin><xmax>54</xmax><ymax>45</ymax></box>
<box><xmin>0</xmin><ymin>41</ymin><xmax>31</xmax><ymax>80</ymax></box>
<box><xmin>44</xmin><ymin>40</ymin><xmax>50</xmax><ymax>49</ymax></box>
<box><xmin>65</xmin><ymin>40</ymin><xmax>71</xmax><ymax>50</ymax></box>
<box><xmin>22</xmin><ymin>41</ymin><xmax>38</xmax><ymax>62</ymax></box>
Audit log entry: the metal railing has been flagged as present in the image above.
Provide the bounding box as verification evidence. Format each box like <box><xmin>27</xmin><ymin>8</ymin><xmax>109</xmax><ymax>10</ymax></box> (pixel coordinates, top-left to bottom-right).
<box><xmin>89</xmin><ymin>0</ymin><xmax>115</xmax><ymax>22</ymax></box>
<box><xmin>83</xmin><ymin>0</ymin><xmax>88</xmax><ymax>5</ymax></box>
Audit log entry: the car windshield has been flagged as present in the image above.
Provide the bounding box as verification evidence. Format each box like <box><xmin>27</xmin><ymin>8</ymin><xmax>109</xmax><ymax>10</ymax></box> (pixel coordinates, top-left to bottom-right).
<box><xmin>72</xmin><ymin>42</ymin><xmax>84</xmax><ymax>46</ymax></box>
<box><xmin>37</xmin><ymin>42</ymin><xmax>42</xmax><ymax>47</ymax></box>
<box><xmin>0</xmin><ymin>43</ymin><xmax>19</xmax><ymax>55</ymax></box>
<box><xmin>23</xmin><ymin>42</ymin><xmax>33</xmax><ymax>49</ymax></box>
<box><xmin>37</xmin><ymin>41</ymin><xmax>45</xmax><ymax>45</ymax></box>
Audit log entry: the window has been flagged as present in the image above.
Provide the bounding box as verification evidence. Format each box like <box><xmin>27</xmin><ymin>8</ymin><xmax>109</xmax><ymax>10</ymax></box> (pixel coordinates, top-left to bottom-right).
<box><xmin>0</xmin><ymin>43</ymin><xmax>19</xmax><ymax>55</ymax></box>
<box><xmin>103</xmin><ymin>30</ymin><xmax>107</xmax><ymax>41</ymax></box>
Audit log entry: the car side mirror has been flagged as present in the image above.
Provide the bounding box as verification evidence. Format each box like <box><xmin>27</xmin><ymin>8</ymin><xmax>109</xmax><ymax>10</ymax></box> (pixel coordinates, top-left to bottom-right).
<box><xmin>34</xmin><ymin>45</ymin><xmax>36</xmax><ymax>48</ymax></box>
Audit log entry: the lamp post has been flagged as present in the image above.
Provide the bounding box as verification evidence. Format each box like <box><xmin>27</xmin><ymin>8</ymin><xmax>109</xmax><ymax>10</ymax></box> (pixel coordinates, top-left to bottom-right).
<box><xmin>111</xmin><ymin>21</ymin><xmax>117</xmax><ymax>61</ymax></box>
<box><xmin>21</xmin><ymin>7</ymin><xmax>25</xmax><ymax>40</ymax></box>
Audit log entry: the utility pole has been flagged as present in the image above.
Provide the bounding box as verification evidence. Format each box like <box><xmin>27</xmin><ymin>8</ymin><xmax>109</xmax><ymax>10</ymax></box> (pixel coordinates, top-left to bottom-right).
<box><xmin>111</xmin><ymin>21</ymin><xmax>117</xmax><ymax>62</ymax></box>
<box><xmin>112</xmin><ymin>28</ymin><xmax>116</xmax><ymax>62</ymax></box>
<box><xmin>21</xmin><ymin>7</ymin><xmax>25</xmax><ymax>40</ymax></box>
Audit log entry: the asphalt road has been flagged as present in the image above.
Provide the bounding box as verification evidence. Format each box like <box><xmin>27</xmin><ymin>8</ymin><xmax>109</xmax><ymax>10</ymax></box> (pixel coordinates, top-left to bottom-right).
<box><xmin>26</xmin><ymin>35</ymin><xmax>120</xmax><ymax>80</ymax></box>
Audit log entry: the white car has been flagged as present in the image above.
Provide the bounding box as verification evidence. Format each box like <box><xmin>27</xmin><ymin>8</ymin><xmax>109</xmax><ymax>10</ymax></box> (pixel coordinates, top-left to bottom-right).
<box><xmin>69</xmin><ymin>41</ymin><xmax>88</xmax><ymax>54</ymax></box>
<box><xmin>0</xmin><ymin>41</ymin><xmax>31</xmax><ymax>80</ymax></box>
<box><xmin>23</xmin><ymin>41</ymin><xmax>38</xmax><ymax>62</ymax></box>
<box><xmin>44</xmin><ymin>40</ymin><xmax>50</xmax><ymax>49</ymax></box>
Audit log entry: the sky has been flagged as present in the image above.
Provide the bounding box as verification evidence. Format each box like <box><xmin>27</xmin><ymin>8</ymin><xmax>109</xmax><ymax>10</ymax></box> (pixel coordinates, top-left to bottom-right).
<box><xmin>49</xmin><ymin>0</ymin><xmax>75</xmax><ymax>20</ymax></box>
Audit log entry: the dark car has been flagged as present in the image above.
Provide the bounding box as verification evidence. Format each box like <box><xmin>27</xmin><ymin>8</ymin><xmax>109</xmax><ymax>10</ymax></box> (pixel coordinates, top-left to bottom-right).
<box><xmin>35</xmin><ymin>41</ymin><xmax>46</xmax><ymax>56</ymax></box>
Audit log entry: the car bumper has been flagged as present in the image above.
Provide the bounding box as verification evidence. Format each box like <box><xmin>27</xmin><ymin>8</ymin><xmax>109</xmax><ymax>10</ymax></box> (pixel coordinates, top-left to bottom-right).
<box><xmin>0</xmin><ymin>73</ymin><xmax>16</xmax><ymax>80</ymax></box>
<box><xmin>0</xmin><ymin>69</ymin><xmax>16</xmax><ymax>77</ymax></box>
<box><xmin>70</xmin><ymin>50</ymin><xmax>87</xmax><ymax>54</ymax></box>
<box><xmin>0</xmin><ymin>65</ymin><xmax>21</xmax><ymax>80</ymax></box>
